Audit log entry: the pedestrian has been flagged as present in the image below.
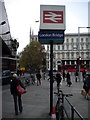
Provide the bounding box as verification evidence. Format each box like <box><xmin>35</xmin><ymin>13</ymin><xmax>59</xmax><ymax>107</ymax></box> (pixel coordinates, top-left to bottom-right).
<box><xmin>36</xmin><ymin>71</ymin><xmax>41</xmax><ymax>86</ymax></box>
<box><xmin>22</xmin><ymin>69</ymin><xmax>25</xmax><ymax>76</ymax></box>
<box><xmin>55</xmin><ymin>71</ymin><xmax>62</xmax><ymax>91</ymax></box>
<box><xmin>75</xmin><ymin>70</ymin><xmax>78</xmax><ymax>82</ymax></box>
<box><xmin>31</xmin><ymin>73</ymin><xmax>35</xmax><ymax>85</ymax></box>
<box><xmin>66</xmin><ymin>72</ymin><xmax>72</xmax><ymax>87</ymax></box>
<box><xmin>83</xmin><ymin>71</ymin><xmax>90</xmax><ymax>100</ymax></box>
<box><xmin>10</xmin><ymin>74</ymin><xmax>25</xmax><ymax>115</ymax></box>
<box><xmin>62</xmin><ymin>70</ymin><xmax>66</xmax><ymax>81</ymax></box>
<box><xmin>82</xmin><ymin>69</ymin><xmax>86</xmax><ymax>82</ymax></box>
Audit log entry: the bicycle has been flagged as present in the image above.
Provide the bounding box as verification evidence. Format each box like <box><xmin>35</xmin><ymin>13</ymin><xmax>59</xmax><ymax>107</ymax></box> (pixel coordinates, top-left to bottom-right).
<box><xmin>54</xmin><ymin>90</ymin><xmax>73</xmax><ymax>120</ymax></box>
<box><xmin>24</xmin><ymin>76</ymin><xmax>30</xmax><ymax>86</ymax></box>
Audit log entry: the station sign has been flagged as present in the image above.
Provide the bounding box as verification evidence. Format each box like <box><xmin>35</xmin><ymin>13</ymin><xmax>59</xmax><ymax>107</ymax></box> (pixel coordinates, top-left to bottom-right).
<box><xmin>40</xmin><ymin>5</ymin><xmax>66</xmax><ymax>30</ymax></box>
<box><xmin>38</xmin><ymin>30</ymin><xmax>64</xmax><ymax>44</ymax></box>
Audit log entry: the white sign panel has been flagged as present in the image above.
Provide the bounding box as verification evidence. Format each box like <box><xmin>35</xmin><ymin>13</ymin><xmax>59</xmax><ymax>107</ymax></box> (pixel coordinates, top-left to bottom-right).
<box><xmin>40</xmin><ymin>5</ymin><xmax>66</xmax><ymax>30</ymax></box>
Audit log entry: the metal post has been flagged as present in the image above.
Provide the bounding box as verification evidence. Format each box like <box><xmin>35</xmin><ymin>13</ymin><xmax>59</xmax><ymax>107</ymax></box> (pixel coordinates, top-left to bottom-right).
<box><xmin>78</xmin><ymin>27</ymin><xmax>81</xmax><ymax>81</ymax></box>
<box><xmin>71</xmin><ymin>106</ymin><xmax>74</xmax><ymax>120</ymax></box>
<box><xmin>49</xmin><ymin>41</ymin><xmax>53</xmax><ymax>115</ymax></box>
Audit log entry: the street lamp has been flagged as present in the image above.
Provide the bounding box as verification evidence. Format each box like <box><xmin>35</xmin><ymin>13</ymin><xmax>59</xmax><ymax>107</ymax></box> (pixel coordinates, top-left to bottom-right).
<box><xmin>78</xmin><ymin>26</ymin><xmax>90</xmax><ymax>81</ymax></box>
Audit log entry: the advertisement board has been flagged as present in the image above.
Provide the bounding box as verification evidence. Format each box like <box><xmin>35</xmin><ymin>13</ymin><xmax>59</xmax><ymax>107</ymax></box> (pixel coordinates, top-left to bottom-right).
<box><xmin>40</xmin><ymin>5</ymin><xmax>66</xmax><ymax>30</ymax></box>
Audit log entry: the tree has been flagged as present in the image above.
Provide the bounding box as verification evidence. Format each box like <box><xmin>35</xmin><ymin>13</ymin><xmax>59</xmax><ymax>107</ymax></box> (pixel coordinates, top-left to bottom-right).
<box><xmin>19</xmin><ymin>40</ymin><xmax>46</xmax><ymax>72</ymax></box>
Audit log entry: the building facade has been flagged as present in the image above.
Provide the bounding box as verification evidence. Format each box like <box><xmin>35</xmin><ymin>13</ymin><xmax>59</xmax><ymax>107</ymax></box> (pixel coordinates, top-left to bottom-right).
<box><xmin>0</xmin><ymin>1</ymin><xmax>19</xmax><ymax>71</ymax></box>
<box><xmin>30</xmin><ymin>33</ymin><xmax>90</xmax><ymax>71</ymax></box>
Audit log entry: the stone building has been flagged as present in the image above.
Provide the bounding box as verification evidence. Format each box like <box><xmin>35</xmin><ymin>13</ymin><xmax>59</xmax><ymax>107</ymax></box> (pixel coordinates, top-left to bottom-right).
<box><xmin>46</xmin><ymin>33</ymin><xmax>89</xmax><ymax>71</ymax></box>
<box><xmin>30</xmin><ymin>33</ymin><xmax>89</xmax><ymax>71</ymax></box>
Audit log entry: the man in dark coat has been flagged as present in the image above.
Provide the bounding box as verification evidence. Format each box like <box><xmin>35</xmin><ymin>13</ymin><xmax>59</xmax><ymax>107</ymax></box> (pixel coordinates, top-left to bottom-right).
<box><xmin>82</xmin><ymin>69</ymin><xmax>86</xmax><ymax>82</ymax></box>
<box><xmin>83</xmin><ymin>71</ymin><xmax>90</xmax><ymax>99</ymax></box>
<box><xmin>62</xmin><ymin>70</ymin><xmax>66</xmax><ymax>81</ymax></box>
<box><xmin>66</xmin><ymin>72</ymin><xmax>72</xmax><ymax>87</ymax></box>
<box><xmin>36</xmin><ymin>71</ymin><xmax>41</xmax><ymax>86</ymax></box>
<box><xmin>56</xmin><ymin>71</ymin><xmax>62</xmax><ymax>91</ymax></box>
<box><xmin>10</xmin><ymin>74</ymin><xmax>25</xmax><ymax>115</ymax></box>
<box><xmin>75</xmin><ymin>71</ymin><xmax>78</xmax><ymax>82</ymax></box>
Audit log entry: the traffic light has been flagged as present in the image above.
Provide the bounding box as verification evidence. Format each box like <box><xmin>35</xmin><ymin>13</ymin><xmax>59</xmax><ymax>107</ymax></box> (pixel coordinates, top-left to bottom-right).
<box><xmin>77</xmin><ymin>57</ymin><xmax>82</xmax><ymax>65</ymax></box>
<box><xmin>79</xmin><ymin>56</ymin><xmax>82</xmax><ymax>61</ymax></box>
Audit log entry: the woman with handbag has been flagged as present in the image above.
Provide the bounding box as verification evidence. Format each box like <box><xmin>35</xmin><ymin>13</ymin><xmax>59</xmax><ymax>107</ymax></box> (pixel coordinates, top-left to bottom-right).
<box><xmin>10</xmin><ymin>74</ymin><xmax>25</xmax><ymax>115</ymax></box>
<box><xmin>83</xmin><ymin>71</ymin><xmax>90</xmax><ymax>100</ymax></box>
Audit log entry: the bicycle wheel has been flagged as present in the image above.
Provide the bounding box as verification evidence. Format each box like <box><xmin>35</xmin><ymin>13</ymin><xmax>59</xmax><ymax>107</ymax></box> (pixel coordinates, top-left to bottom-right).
<box><xmin>55</xmin><ymin>102</ymin><xmax>60</xmax><ymax>120</ymax></box>
<box><xmin>59</xmin><ymin>105</ymin><xmax>64</xmax><ymax>120</ymax></box>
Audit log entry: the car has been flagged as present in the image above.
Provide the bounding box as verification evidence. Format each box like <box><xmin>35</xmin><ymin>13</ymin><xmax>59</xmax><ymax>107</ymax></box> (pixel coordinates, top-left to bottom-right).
<box><xmin>2</xmin><ymin>70</ymin><xmax>12</xmax><ymax>85</ymax></box>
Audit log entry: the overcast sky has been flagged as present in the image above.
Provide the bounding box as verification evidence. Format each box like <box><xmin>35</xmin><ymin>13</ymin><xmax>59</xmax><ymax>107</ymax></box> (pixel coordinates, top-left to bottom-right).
<box><xmin>4</xmin><ymin>0</ymin><xmax>89</xmax><ymax>53</ymax></box>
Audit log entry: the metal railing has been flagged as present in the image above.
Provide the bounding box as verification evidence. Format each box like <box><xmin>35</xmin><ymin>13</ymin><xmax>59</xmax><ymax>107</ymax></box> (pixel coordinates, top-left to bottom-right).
<box><xmin>64</xmin><ymin>96</ymin><xmax>85</xmax><ymax>120</ymax></box>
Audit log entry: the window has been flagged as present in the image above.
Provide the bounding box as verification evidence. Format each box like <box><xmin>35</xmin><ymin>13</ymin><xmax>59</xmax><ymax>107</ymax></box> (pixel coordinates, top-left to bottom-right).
<box><xmin>86</xmin><ymin>45</ymin><xmax>88</xmax><ymax>50</ymax></box>
<box><xmin>53</xmin><ymin>45</ymin><xmax>56</xmax><ymax>50</ymax></box>
<box><xmin>76</xmin><ymin>52</ymin><xmax>79</xmax><ymax>55</ymax></box>
<box><xmin>62</xmin><ymin>45</ymin><xmax>64</xmax><ymax>50</ymax></box>
<box><xmin>67</xmin><ymin>38</ymin><xmax>69</xmax><ymax>43</ymax></box>
<box><xmin>67</xmin><ymin>45</ymin><xmax>69</xmax><ymax>50</ymax></box>
<box><xmin>58</xmin><ymin>45</ymin><xmax>60</xmax><ymax>50</ymax></box>
<box><xmin>86</xmin><ymin>52</ymin><xmax>89</xmax><ymax>59</ymax></box>
<box><xmin>86</xmin><ymin>38</ymin><xmax>88</xmax><ymax>43</ymax></box>
<box><xmin>76</xmin><ymin>38</ymin><xmax>78</xmax><ymax>43</ymax></box>
<box><xmin>81</xmin><ymin>38</ymin><xmax>83</xmax><ymax>43</ymax></box>
<box><xmin>81</xmin><ymin>52</ymin><xmax>84</xmax><ymax>58</ymax></box>
<box><xmin>57</xmin><ymin>53</ymin><xmax>60</xmax><ymax>59</ymax></box>
<box><xmin>81</xmin><ymin>46</ymin><xmax>83</xmax><ymax>50</ymax></box>
<box><xmin>47</xmin><ymin>45</ymin><xmax>49</xmax><ymax>50</ymax></box>
<box><xmin>71</xmin><ymin>53</ymin><xmax>74</xmax><ymax>59</ymax></box>
<box><xmin>71</xmin><ymin>38</ymin><xmax>74</xmax><ymax>43</ymax></box>
<box><xmin>72</xmin><ymin>45</ymin><xmax>73</xmax><ymax>50</ymax></box>
<box><xmin>66</xmin><ymin>52</ymin><xmax>69</xmax><ymax>59</ymax></box>
<box><xmin>62</xmin><ymin>53</ymin><xmax>64</xmax><ymax>59</ymax></box>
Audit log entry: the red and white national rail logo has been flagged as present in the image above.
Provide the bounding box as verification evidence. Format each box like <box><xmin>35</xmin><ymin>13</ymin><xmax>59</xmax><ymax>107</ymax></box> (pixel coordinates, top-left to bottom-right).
<box><xmin>43</xmin><ymin>11</ymin><xmax>63</xmax><ymax>24</ymax></box>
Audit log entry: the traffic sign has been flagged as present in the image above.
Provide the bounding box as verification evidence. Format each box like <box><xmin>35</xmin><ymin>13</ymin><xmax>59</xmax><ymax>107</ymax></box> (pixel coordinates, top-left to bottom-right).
<box><xmin>40</xmin><ymin>5</ymin><xmax>66</xmax><ymax>30</ymax></box>
<box><xmin>38</xmin><ymin>30</ymin><xmax>64</xmax><ymax>44</ymax></box>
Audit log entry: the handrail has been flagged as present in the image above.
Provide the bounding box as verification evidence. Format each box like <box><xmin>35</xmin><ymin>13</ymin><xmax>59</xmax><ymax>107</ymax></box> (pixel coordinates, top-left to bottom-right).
<box><xmin>65</xmin><ymin>96</ymin><xmax>85</xmax><ymax>120</ymax></box>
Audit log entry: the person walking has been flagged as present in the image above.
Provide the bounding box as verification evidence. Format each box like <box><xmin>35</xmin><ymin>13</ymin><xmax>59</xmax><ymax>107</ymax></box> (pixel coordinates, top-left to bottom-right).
<box><xmin>62</xmin><ymin>70</ymin><xmax>66</xmax><ymax>81</ymax></box>
<box><xmin>36</xmin><ymin>71</ymin><xmax>41</xmax><ymax>86</ymax></box>
<box><xmin>66</xmin><ymin>72</ymin><xmax>72</xmax><ymax>87</ymax></box>
<box><xmin>31</xmin><ymin>73</ymin><xmax>35</xmax><ymax>85</ymax></box>
<box><xmin>55</xmin><ymin>71</ymin><xmax>62</xmax><ymax>91</ymax></box>
<box><xmin>75</xmin><ymin>70</ymin><xmax>78</xmax><ymax>82</ymax></box>
<box><xmin>10</xmin><ymin>74</ymin><xmax>25</xmax><ymax>115</ymax></box>
<box><xmin>82</xmin><ymin>69</ymin><xmax>86</xmax><ymax>82</ymax></box>
<box><xmin>83</xmin><ymin>71</ymin><xmax>90</xmax><ymax>100</ymax></box>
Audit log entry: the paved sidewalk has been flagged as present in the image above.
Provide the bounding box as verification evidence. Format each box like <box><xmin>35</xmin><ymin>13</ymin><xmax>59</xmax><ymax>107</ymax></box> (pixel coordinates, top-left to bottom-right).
<box><xmin>2</xmin><ymin>78</ymin><xmax>52</xmax><ymax>119</ymax></box>
<box><xmin>2</xmin><ymin>74</ymin><xmax>89</xmax><ymax>119</ymax></box>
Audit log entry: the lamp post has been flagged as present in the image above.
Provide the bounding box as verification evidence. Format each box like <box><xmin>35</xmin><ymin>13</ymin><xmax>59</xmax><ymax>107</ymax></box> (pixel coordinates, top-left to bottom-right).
<box><xmin>78</xmin><ymin>26</ymin><xmax>90</xmax><ymax>81</ymax></box>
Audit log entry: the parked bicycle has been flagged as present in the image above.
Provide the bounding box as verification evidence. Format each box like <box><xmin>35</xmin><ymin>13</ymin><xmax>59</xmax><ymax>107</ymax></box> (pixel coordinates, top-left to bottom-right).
<box><xmin>54</xmin><ymin>90</ymin><xmax>73</xmax><ymax>120</ymax></box>
<box><xmin>24</xmin><ymin>77</ymin><xmax>30</xmax><ymax>86</ymax></box>
<box><xmin>31</xmin><ymin>73</ymin><xmax>35</xmax><ymax>85</ymax></box>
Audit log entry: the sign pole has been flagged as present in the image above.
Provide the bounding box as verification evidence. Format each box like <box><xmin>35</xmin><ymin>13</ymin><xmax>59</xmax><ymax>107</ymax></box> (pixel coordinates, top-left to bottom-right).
<box><xmin>49</xmin><ymin>41</ymin><xmax>53</xmax><ymax>115</ymax></box>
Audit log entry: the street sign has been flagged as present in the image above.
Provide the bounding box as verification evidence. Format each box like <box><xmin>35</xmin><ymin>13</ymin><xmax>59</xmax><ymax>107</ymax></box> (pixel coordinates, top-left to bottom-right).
<box><xmin>38</xmin><ymin>30</ymin><xmax>64</xmax><ymax>44</ymax></box>
<box><xmin>40</xmin><ymin>5</ymin><xmax>66</xmax><ymax>30</ymax></box>
<box><xmin>43</xmin><ymin>11</ymin><xmax>63</xmax><ymax>24</ymax></box>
